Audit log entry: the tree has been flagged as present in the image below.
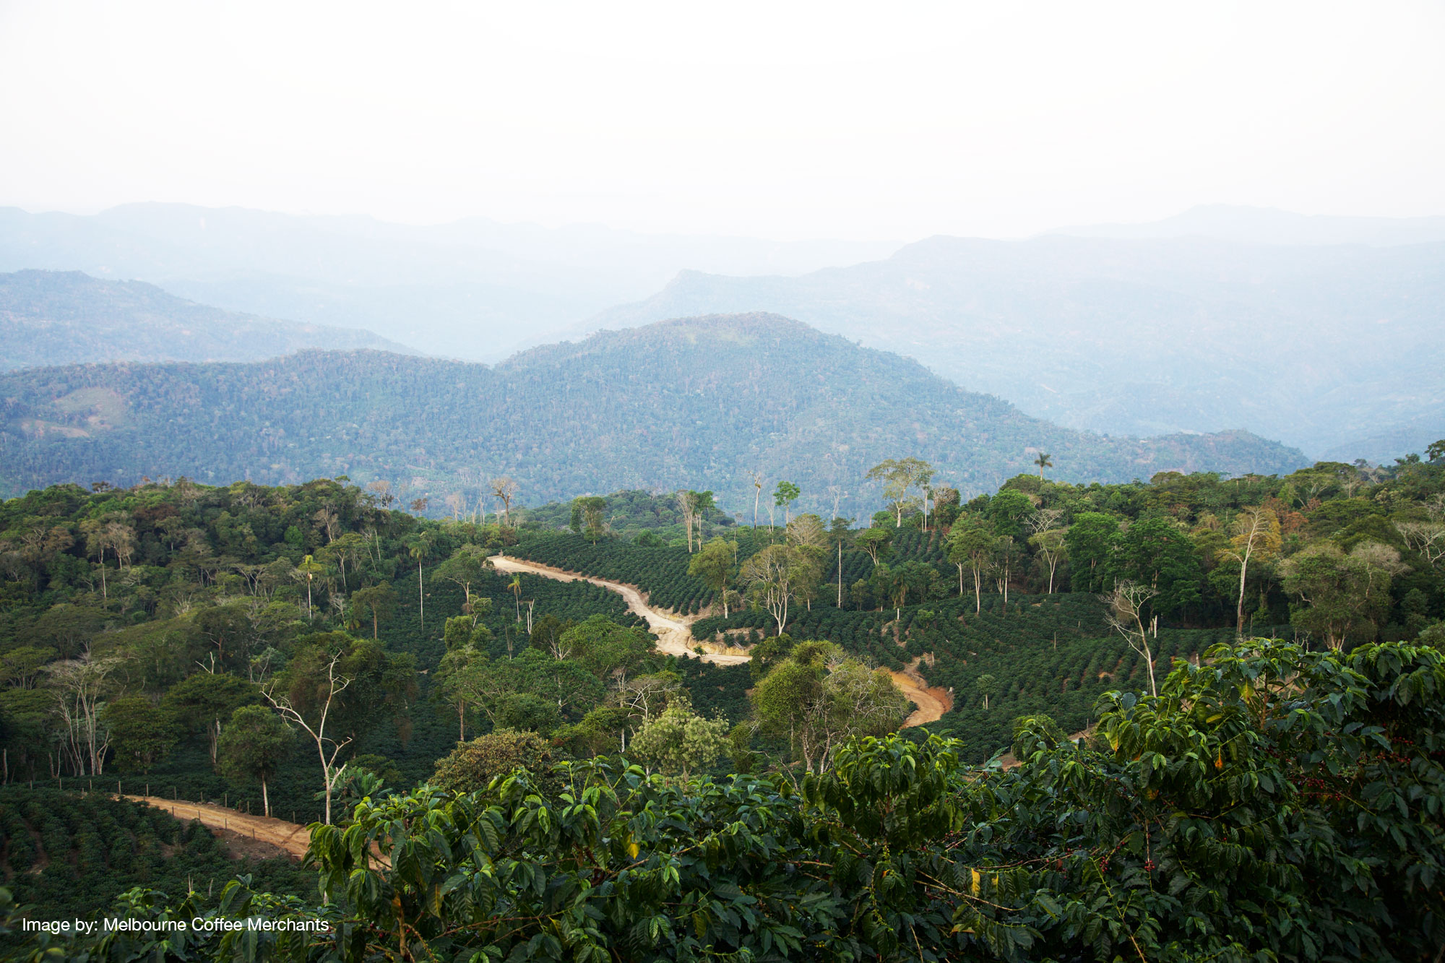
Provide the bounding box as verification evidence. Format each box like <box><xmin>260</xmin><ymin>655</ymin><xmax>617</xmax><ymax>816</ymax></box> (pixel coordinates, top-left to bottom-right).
<box><xmin>1398</xmin><ymin>520</ymin><xmax>1445</xmax><ymax>570</ymax></box>
<box><xmin>741</xmin><ymin>544</ymin><xmax>809</xmax><ymax>636</ymax></box>
<box><xmin>490</xmin><ymin>477</ymin><xmax>520</xmax><ymax>526</ymax></box>
<box><xmin>1111</xmin><ymin>517</ymin><xmax>1203</xmax><ymax>618</ymax></box>
<box><xmin>350</xmin><ymin>583</ymin><xmax>397</xmax><ymax>639</ymax></box>
<box><xmin>1027</xmin><ymin>508</ymin><xmax>1067</xmax><ymax>594</ymax></box>
<box><xmin>773</xmin><ymin>481</ymin><xmax>800</xmax><ymax>526</ymax></box>
<box><xmin>46</xmin><ymin>652</ymin><xmax>123</xmax><ymax>776</ymax></box>
<box><xmin>947</xmin><ymin>521</ymin><xmax>996</xmax><ymax>613</ymax></box>
<box><xmin>291</xmin><ymin>554</ymin><xmax>325</xmax><ymax>620</ymax></box>
<box><xmin>629</xmin><ymin>695</ymin><xmax>731</xmax><ymax>780</ymax></box>
<box><xmin>975</xmin><ymin>673</ymin><xmax>998</xmax><ymax>710</ymax></box>
<box><xmin>431</xmin><ymin>729</ymin><xmax>555</xmax><ymax>795</ymax></box>
<box><xmin>751</xmin><ymin>640</ymin><xmax>910</xmax><ymax>777</ymax></box>
<box><xmin>1102</xmin><ymin>580</ymin><xmax>1160</xmax><ymax>697</ymax></box>
<box><xmin>571</xmin><ymin>496</ymin><xmax>608</xmax><ymax>544</ymax></box>
<box><xmin>161</xmin><ymin>671</ymin><xmax>258</xmax><ymax>766</ymax></box>
<box><xmin>404</xmin><ymin>532</ymin><xmax>434</xmax><ymax>629</ymax></box>
<box><xmin>865</xmin><ymin>458</ymin><xmax>934</xmax><ymax>527</ymax></box>
<box><xmin>557</xmin><ymin>615</ymin><xmax>653</xmax><ymax>682</ymax></box>
<box><xmin>437</xmin><ymin>629</ymin><xmax>490</xmax><ymax>741</ymax></box>
<box><xmin>1065</xmin><ymin>512</ymin><xmax>1120</xmax><ymax>593</ymax></box>
<box><xmin>217</xmin><ymin>704</ymin><xmax>292</xmax><ymax>817</ymax></box>
<box><xmin>747</xmin><ymin>469</ymin><xmax>764</xmax><ymax>529</ymax></box>
<box><xmin>986</xmin><ymin>489</ymin><xmax>1034</xmax><ymax>539</ymax></box>
<box><xmin>854</xmin><ymin>526</ymin><xmax>894</xmax><ymax>567</ymax></box>
<box><xmin>688</xmin><ymin>537</ymin><xmax>738</xmax><ymax>616</ymax></box>
<box><xmin>101</xmin><ymin>696</ymin><xmax>180</xmax><ymax>773</ymax></box>
<box><xmin>1034</xmin><ymin>451</ymin><xmax>1053</xmax><ymax>480</ymax></box>
<box><xmin>264</xmin><ymin>648</ymin><xmax>353</xmax><ymax>825</ymax></box>
<box><xmin>432</xmin><ymin>544</ymin><xmax>494</xmax><ymax>623</ymax></box>
<box><xmin>829</xmin><ymin>516</ymin><xmax>854</xmax><ymax>607</ymax></box>
<box><xmin>1223</xmin><ymin>506</ymin><xmax>1282</xmax><ymax>638</ymax></box>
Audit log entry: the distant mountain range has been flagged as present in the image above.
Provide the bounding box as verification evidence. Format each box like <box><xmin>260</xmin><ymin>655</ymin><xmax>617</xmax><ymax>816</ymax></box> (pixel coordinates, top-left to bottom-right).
<box><xmin>0</xmin><ymin>203</ymin><xmax>897</xmax><ymax>362</ymax></box>
<box><xmin>0</xmin><ymin>314</ymin><xmax>1308</xmax><ymax>511</ymax></box>
<box><xmin>591</xmin><ymin>233</ymin><xmax>1445</xmax><ymax>461</ymax></box>
<box><xmin>1050</xmin><ymin>204</ymin><xmax>1445</xmax><ymax>247</ymax></box>
<box><xmin>3</xmin><ymin>202</ymin><xmax>1440</xmax><ymax>464</ymax></box>
<box><xmin>0</xmin><ymin>270</ymin><xmax>412</xmax><ymax>369</ymax></box>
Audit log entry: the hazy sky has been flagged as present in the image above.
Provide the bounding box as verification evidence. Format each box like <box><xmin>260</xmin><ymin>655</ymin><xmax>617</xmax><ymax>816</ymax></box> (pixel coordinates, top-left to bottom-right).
<box><xmin>2</xmin><ymin>1</ymin><xmax>1442</xmax><ymax>240</ymax></box>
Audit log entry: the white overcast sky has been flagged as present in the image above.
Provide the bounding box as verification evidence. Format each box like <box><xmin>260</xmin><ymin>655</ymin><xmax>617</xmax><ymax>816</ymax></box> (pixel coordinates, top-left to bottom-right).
<box><xmin>1</xmin><ymin>0</ymin><xmax>1442</xmax><ymax>240</ymax></box>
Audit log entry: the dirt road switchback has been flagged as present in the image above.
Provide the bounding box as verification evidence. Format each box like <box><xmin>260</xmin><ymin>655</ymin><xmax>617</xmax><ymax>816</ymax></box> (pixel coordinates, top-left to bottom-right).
<box><xmin>491</xmin><ymin>554</ymin><xmax>950</xmax><ymax>727</ymax></box>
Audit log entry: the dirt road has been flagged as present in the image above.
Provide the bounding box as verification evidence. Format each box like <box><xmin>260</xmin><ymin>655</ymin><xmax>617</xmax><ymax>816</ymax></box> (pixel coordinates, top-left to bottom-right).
<box><xmin>491</xmin><ymin>555</ymin><xmax>949</xmax><ymax>726</ymax></box>
<box><xmin>491</xmin><ymin>555</ymin><xmax>748</xmax><ymax>664</ymax></box>
<box><xmin>125</xmin><ymin>795</ymin><xmax>311</xmax><ymax>860</ymax></box>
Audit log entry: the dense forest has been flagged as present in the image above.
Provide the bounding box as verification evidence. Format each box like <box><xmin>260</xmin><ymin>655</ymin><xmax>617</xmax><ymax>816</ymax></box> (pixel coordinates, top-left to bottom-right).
<box><xmin>0</xmin><ymin>271</ymin><xmax>410</xmax><ymax>370</ymax></box>
<box><xmin>0</xmin><ymin>314</ymin><xmax>1308</xmax><ymax>510</ymax></box>
<box><xmin>1</xmin><ymin>446</ymin><xmax>1443</xmax><ymax>959</ymax></box>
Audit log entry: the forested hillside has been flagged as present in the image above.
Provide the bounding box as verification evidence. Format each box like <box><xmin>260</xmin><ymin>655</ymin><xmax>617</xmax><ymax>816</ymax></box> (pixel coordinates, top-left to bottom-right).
<box><xmin>2</xmin><ymin>447</ymin><xmax>1443</xmax><ymax>958</ymax></box>
<box><xmin>0</xmin><ymin>313</ymin><xmax>1306</xmax><ymax>510</ymax></box>
<box><xmin>0</xmin><ymin>270</ymin><xmax>411</xmax><ymax>369</ymax></box>
<box><xmin>592</xmin><ymin>236</ymin><xmax>1445</xmax><ymax>460</ymax></box>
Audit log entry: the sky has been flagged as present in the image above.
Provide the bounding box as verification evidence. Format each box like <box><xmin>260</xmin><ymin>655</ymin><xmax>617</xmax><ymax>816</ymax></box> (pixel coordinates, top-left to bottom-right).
<box><xmin>1</xmin><ymin>1</ymin><xmax>1443</xmax><ymax>241</ymax></box>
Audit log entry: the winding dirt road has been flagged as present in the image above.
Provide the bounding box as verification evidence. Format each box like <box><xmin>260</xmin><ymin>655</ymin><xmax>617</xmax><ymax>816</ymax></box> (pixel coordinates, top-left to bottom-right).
<box><xmin>491</xmin><ymin>554</ymin><xmax>951</xmax><ymax>726</ymax></box>
<box><xmin>124</xmin><ymin>795</ymin><xmax>312</xmax><ymax>860</ymax></box>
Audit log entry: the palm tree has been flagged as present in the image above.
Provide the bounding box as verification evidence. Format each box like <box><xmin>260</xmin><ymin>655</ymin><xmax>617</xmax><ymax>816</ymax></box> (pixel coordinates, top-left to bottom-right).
<box><xmin>405</xmin><ymin>532</ymin><xmax>434</xmax><ymax>628</ymax></box>
<box><xmin>507</xmin><ymin>574</ymin><xmax>523</xmax><ymax>622</ymax></box>
<box><xmin>1034</xmin><ymin>452</ymin><xmax>1053</xmax><ymax>480</ymax></box>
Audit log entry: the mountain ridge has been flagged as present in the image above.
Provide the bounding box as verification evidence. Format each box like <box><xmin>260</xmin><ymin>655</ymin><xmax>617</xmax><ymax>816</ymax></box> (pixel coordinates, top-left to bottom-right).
<box><xmin>0</xmin><ymin>269</ymin><xmax>415</xmax><ymax>369</ymax></box>
<box><xmin>0</xmin><ymin>313</ymin><xmax>1308</xmax><ymax>512</ymax></box>
<box><xmin>589</xmin><ymin>236</ymin><xmax>1445</xmax><ymax>459</ymax></box>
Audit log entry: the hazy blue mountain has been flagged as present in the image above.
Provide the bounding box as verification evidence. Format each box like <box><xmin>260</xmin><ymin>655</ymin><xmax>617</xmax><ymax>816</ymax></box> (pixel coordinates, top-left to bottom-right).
<box><xmin>589</xmin><ymin>235</ymin><xmax>1445</xmax><ymax>460</ymax></box>
<box><xmin>0</xmin><ymin>204</ymin><xmax>899</xmax><ymax>361</ymax></box>
<box><xmin>0</xmin><ymin>313</ymin><xmax>1307</xmax><ymax>511</ymax></box>
<box><xmin>0</xmin><ymin>270</ymin><xmax>413</xmax><ymax>369</ymax></box>
<box><xmin>1051</xmin><ymin>204</ymin><xmax>1445</xmax><ymax>247</ymax></box>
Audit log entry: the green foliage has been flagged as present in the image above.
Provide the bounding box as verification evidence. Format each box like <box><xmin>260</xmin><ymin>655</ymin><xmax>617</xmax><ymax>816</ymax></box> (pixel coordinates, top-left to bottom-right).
<box><xmin>34</xmin><ymin>638</ymin><xmax>1442</xmax><ymax>962</ymax></box>
<box><xmin>429</xmin><ymin>728</ymin><xmax>555</xmax><ymax>795</ymax></box>
<box><xmin>628</xmin><ymin>696</ymin><xmax>731</xmax><ymax>779</ymax></box>
<box><xmin>101</xmin><ymin>695</ymin><xmax>181</xmax><ymax>773</ymax></box>
<box><xmin>217</xmin><ymin>705</ymin><xmax>293</xmax><ymax>815</ymax></box>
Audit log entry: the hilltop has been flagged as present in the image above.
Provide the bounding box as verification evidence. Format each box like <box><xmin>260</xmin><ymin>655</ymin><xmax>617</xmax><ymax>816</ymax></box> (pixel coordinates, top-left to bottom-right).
<box><xmin>590</xmin><ymin>235</ymin><xmax>1445</xmax><ymax>460</ymax></box>
<box><xmin>0</xmin><ymin>269</ymin><xmax>413</xmax><ymax>369</ymax></box>
<box><xmin>0</xmin><ymin>312</ymin><xmax>1306</xmax><ymax>509</ymax></box>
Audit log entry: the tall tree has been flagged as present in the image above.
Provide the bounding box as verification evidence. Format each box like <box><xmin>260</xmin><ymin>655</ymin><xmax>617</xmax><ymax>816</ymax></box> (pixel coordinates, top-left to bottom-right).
<box><xmin>865</xmin><ymin>458</ymin><xmax>934</xmax><ymax>528</ymax></box>
<box><xmin>217</xmin><ymin>704</ymin><xmax>292</xmax><ymax>817</ymax></box>
<box><xmin>405</xmin><ymin>532</ymin><xmax>434</xmax><ymax>629</ymax></box>
<box><xmin>1034</xmin><ymin>452</ymin><xmax>1053</xmax><ymax>480</ymax></box>
<box><xmin>947</xmin><ymin>521</ymin><xmax>997</xmax><ymax>613</ymax></box>
<box><xmin>161</xmin><ymin>671</ymin><xmax>259</xmax><ymax>766</ymax></box>
<box><xmin>689</xmin><ymin>537</ymin><xmax>739</xmax><ymax>616</ymax></box>
<box><xmin>1027</xmin><ymin>508</ymin><xmax>1067</xmax><ymax>594</ymax></box>
<box><xmin>433</xmin><ymin>544</ymin><xmax>494</xmax><ymax>623</ymax></box>
<box><xmin>263</xmin><ymin>647</ymin><xmax>353</xmax><ymax>825</ymax></box>
<box><xmin>572</xmin><ymin>496</ymin><xmax>608</xmax><ymax>544</ymax></box>
<box><xmin>350</xmin><ymin>583</ymin><xmax>397</xmax><ymax>639</ymax></box>
<box><xmin>741</xmin><ymin>544</ymin><xmax>806</xmax><ymax>636</ymax></box>
<box><xmin>1102</xmin><ymin>580</ymin><xmax>1160</xmax><ymax>697</ymax></box>
<box><xmin>750</xmin><ymin>640</ymin><xmax>909</xmax><ymax>778</ymax></box>
<box><xmin>490</xmin><ymin>477</ymin><xmax>520</xmax><ymax>526</ymax></box>
<box><xmin>1223</xmin><ymin>506</ymin><xmax>1281</xmax><ymax>638</ymax></box>
<box><xmin>773</xmin><ymin>481</ymin><xmax>801</xmax><ymax>526</ymax></box>
<box><xmin>628</xmin><ymin>695</ymin><xmax>731</xmax><ymax>781</ymax></box>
